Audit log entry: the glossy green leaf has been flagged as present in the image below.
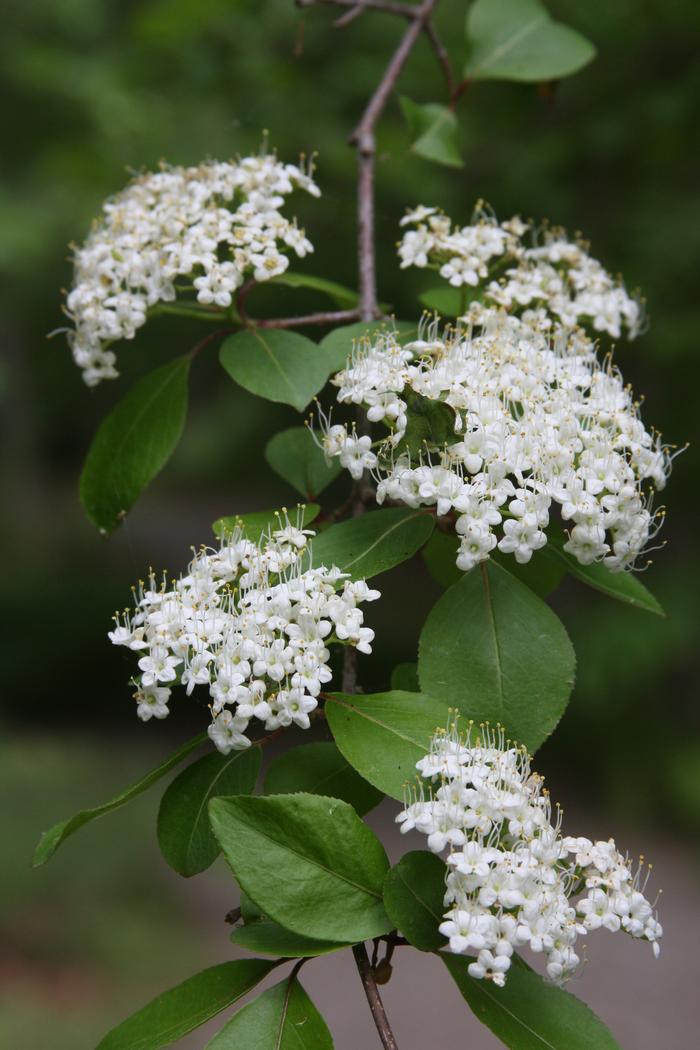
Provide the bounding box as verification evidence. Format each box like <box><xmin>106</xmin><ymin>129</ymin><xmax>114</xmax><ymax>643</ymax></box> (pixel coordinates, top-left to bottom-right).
<box><xmin>383</xmin><ymin>851</ymin><xmax>446</xmax><ymax>951</ymax></box>
<box><xmin>422</xmin><ymin>530</ymin><xmax>463</xmax><ymax>589</ymax></box>
<box><xmin>443</xmin><ymin>953</ymin><xmax>621</xmax><ymax>1049</ymax></box>
<box><xmin>418</xmin><ymin>562</ymin><xmax>575</xmax><ymax>751</ymax></box>
<box><xmin>209</xmin><ymin>793</ymin><xmax>392</xmax><ymax>942</ymax></box>
<box><xmin>464</xmin><ymin>0</ymin><xmax>596</xmax><ymax>82</ymax></box>
<box><xmin>206</xmin><ymin>978</ymin><xmax>333</xmax><ymax>1050</ymax></box>
<box><xmin>231</xmin><ymin>919</ymin><xmax>347</xmax><ymax>958</ymax></box>
<box><xmin>419</xmin><ymin>286</ymin><xmax>471</xmax><ymax>316</ymax></box>
<box><xmin>33</xmin><ymin>734</ymin><xmax>206</xmax><ymax>867</ymax></box>
<box><xmin>265</xmin><ymin>427</ymin><xmax>342</xmax><ymax>499</ymax></box>
<box><xmin>157</xmin><ymin>748</ymin><xmax>261</xmax><ymax>877</ymax></box>
<box><xmin>308</xmin><ymin>507</ymin><xmax>435</xmax><ymax>580</ymax></box>
<box><xmin>220</xmin><ymin>329</ymin><xmax>330</xmax><ymax>411</ymax></box>
<box><xmin>390</xmin><ymin>662</ymin><xmax>420</xmax><ymax>693</ymax></box>
<box><xmin>400</xmin><ymin>97</ymin><xmax>463</xmax><ymax>168</ymax></box>
<box><xmin>544</xmin><ymin>535</ymin><xmax>664</xmax><ymax>616</ymax></box>
<box><xmin>239</xmin><ymin>891</ymin><xmax>263</xmax><ymax>924</ymax></box>
<box><xmin>319</xmin><ymin>319</ymin><xmax>419</xmax><ymax>374</ymax></box>
<box><xmin>423</xmin><ymin>531</ymin><xmax>565</xmax><ymax>598</ymax></box>
<box><xmin>325</xmin><ymin>691</ymin><xmax>454</xmax><ymax>801</ymax></box>
<box><xmin>80</xmin><ymin>355</ymin><xmax>191</xmax><ymax>534</ymax></box>
<box><xmin>496</xmin><ymin>550</ymin><xmax>566</xmax><ymax>599</ymax></box>
<box><xmin>396</xmin><ymin>389</ymin><xmax>458</xmax><ymax>458</ymax></box>
<box><xmin>272</xmin><ymin>270</ymin><xmax>359</xmax><ymax>308</ymax></box>
<box><xmin>232</xmin><ymin>892</ymin><xmax>347</xmax><ymax>957</ymax></box>
<box><xmin>264</xmin><ymin>741</ymin><xmax>383</xmax><ymax>816</ymax></box>
<box><xmin>212</xmin><ymin>502</ymin><xmax>320</xmax><ymax>541</ymax></box>
<box><xmin>95</xmin><ymin>959</ymin><xmax>277</xmax><ymax>1050</ymax></box>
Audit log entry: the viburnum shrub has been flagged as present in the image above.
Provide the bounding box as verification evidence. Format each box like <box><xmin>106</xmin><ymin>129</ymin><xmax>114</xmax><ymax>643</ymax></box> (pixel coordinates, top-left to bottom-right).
<box><xmin>36</xmin><ymin>2</ymin><xmax>680</xmax><ymax>1048</ymax></box>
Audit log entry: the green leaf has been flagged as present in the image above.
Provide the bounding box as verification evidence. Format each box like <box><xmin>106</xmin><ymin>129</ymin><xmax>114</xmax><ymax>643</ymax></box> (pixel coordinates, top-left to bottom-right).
<box><xmin>383</xmin><ymin>851</ymin><xmax>446</xmax><ymax>952</ymax></box>
<box><xmin>423</xmin><ymin>532</ymin><xmax>565</xmax><ymax>598</ymax></box>
<box><xmin>209</xmin><ymin>793</ymin><xmax>392</xmax><ymax>942</ymax></box>
<box><xmin>231</xmin><ymin>919</ymin><xmax>347</xmax><ymax>958</ymax></box>
<box><xmin>272</xmin><ymin>270</ymin><xmax>359</xmax><ymax>309</ymax></box>
<box><xmin>325</xmin><ymin>691</ymin><xmax>454</xmax><ymax>801</ymax></box>
<box><xmin>418</xmin><ymin>561</ymin><xmax>575</xmax><ymax>751</ymax></box>
<box><xmin>157</xmin><ymin>748</ymin><xmax>261</xmax><ymax>877</ymax></box>
<box><xmin>495</xmin><ymin>549</ymin><xmax>566</xmax><ymax>599</ymax></box>
<box><xmin>265</xmin><ymin>427</ymin><xmax>342</xmax><ymax>499</ymax></box>
<box><xmin>422</xmin><ymin>530</ymin><xmax>462</xmax><ymax>589</ymax></box>
<box><xmin>239</xmin><ymin>891</ymin><xmax>263</xmax><ymax>924</ymax></box>
<box><xmin>264</xmin><ymin>741</ymin><xmax>383</xmax><ymax>816</ymax></box>
<box><xmin>390</xmin><ymin>662</ymin><xmax>420</xmax><ymax>692</ymax></box>
<box><xmin>419</xmin><ymin>286</ymin><xmax>470</xmax><ymax>316</ymax></box>
<box><xmin>395</xmin><ymin>389</ymin><xmax>458</xmax><ymax>458</ymax></box>
<box><xmin>206</xmin><ymin>978</ymin><xmax>333</xmax><ymax>1050</ymax></box>
<box><xmin>308</xmin><ymin>507</ymin><xmax>435</xmax><ymax>580</ymax></box>
<box><xmin>95</xmin><ymin>959</ymin><xmax>277</xmax><ymax>1050</ymax></box>
<box><xmin>220</xmin><ymin>329</ymin><xmax>330</xmax><ymax>412</ymax></box>
<box><xmin>399</xmin><ymin>97</ymin><xmax>463</xmax><ymax>168</ymax></box>
<box><xmin>544</xmin><ymin>534</ymin><xmax>665</xmax><ymax>616</ymax></box>
<box><xmin>319</xmin><ymin>319</ymin><xmax>419</xmax><ymax>374</ymax></box>
<box><xmin>464</xmin><ymin>0</ymin><xmax>596</xmax><ymax>83</ymax></box>
<box><xmin>79</xmin><ymin>355</ymin><xmax>191</xmax><ymax>534</ymax></box>
<box><xmin>443</xmin><ymin>953</ymin><xmax>621</xmax><ymax>1049</ymax></box>
<box><xmin>33</xmin><ymin>734</ymin><xmax>205</xmax><ymax>867</ymax></box>
<box><xmin>212</xmin><ymin>502</ymin><xmax>320</xmax><ymax>542</ymax></box>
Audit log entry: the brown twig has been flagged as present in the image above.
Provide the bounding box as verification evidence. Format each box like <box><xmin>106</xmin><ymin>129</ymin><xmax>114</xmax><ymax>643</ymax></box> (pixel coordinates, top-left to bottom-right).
<box><xmin>235</xmin><ymin>276</ymin><xmax>362</xmax><ymax>329</ymax></box>
<box><xmin>352</xmin><ymin>942</ymin><xmax>400</xmax><ymax>1050</ymax></box>
<box><xmin>297</xmin><ymin>1</ymin><xmax>454</xmax><ymax>104</ymax></box>
<box><xmin>425</xmin><ymin>19</ymin><xmax>455</xmax><ymax>95</ymax></box>
<box><xmin>296</xmin><ymin>16</ymin><xmax>440</xmax><ymax>1041</ymax></box>
<box><xmin>449</xmin><ymin>77</ymin><xmax>470</xmax><ymax>109</ymax></box>
<box><xmin>306</xmin><ymin>0</ymin><xmax>437</xmax><ymax>718</ymax></box>
<box><xmin>333</xmin><ymin>4</ymin><xmax>366</xmax><ymax>28</ymax></box>
<box><xmin>257</xmin><ymin>308</ymin><xmax>361</xmax><ymax>328</ymax></box>
<box><xmin>297</xmin><ymin>0</ymin><xmax>418</xmax><ymax>18</ymax></box>
<box><xmin>349</xmin><ymin>0</ymin><xmax>438</xmax><ymax>321</ymax></box>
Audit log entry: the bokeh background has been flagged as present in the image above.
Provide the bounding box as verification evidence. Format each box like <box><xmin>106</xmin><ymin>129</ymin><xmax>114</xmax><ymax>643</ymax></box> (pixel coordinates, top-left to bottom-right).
<box><xmin>2</xmin><ymin>1</ymin><xmax>699</xmax><ymax>1046</ymax></box>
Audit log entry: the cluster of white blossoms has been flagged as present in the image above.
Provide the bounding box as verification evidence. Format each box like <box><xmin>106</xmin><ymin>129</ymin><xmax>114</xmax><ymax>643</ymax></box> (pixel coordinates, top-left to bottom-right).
<box><xmin>63</xmin><ymin>153</ymin><xmax>319</xmax><ymax>385</ymax></box>
<box><xmin>398</xmin><ymin>204</ymin><xmax>643</xmax><ymax>341</ymax></box>
<box><xmin>397</xmin><ymin>723</ymin><xmax>662</xmax><ymax>987</ymax></box>
<box><xmin>108</xmin><ymin>514</ymin><xmax>379</xmax><ymax>752</ymax></box>
<box><xmin>321</xmin><ymin>306</ymin><xmax>671</xmax><ymax>573</ymax></box>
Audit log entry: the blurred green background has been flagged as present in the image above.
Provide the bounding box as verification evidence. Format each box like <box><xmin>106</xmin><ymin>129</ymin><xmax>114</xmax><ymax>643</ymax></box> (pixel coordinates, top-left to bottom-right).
<box><xmin>2</xmin><ymin>1</ymin><xmax>699</xmax><ymax>1046</ymax></box>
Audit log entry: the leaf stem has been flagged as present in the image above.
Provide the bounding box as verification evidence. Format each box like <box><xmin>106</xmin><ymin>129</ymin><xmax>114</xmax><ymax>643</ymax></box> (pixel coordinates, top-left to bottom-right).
<box><xmin>188</xmin><ymin>327</ymin><xmax>237</xmax><ymax>360</ymax></box>
<box><xmin>236</xmin><ymin>276</ymin><xmax>362</xmax><ymax>329</ymax></box>
<box><xmin>424</xmin><ymin>19</ymin><xmax>455</xmax><ymax>95</ymax></box>
<box><xmin>257</xmin><ymin>308</ymin><xmax>362</xmax><ymax>329</ymax></box>
<box><xmin>352</xmin><ymin>942</ymin><xmax>400</xmax><ymax>1050</ymax></box>
<box><xmin>150</xmin><ymin>302</ymin><xmax>229</xmax><ymax>323</ymax></box>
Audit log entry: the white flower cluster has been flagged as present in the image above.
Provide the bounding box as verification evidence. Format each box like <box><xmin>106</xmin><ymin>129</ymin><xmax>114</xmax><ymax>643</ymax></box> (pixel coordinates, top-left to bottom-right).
<box><xmin>398</xmin><ymin>723</ymin><xmax>662</xmax><ymax>987</ymax></box>
<box><xmin>322</xmin><ymin>308</ymin><xmax>671</xmax><ymax>573</ymax></box>
<box><xmin>398</xmin><ymin>204</ymin><xmax>643</xmax><ymax>341</ymax></box>
<box><xmin>108</xmin><ymin>514</ymin><xmax>379</xmax><ymax>752</ymax></box>
<box><xmin>63</xmin><ymin>153</ymin><xmax>319</xmax><ymax>385</ymax></box>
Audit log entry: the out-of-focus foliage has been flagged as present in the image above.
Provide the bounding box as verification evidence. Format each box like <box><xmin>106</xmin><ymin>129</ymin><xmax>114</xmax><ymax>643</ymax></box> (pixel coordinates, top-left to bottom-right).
<box><xmin>1</xmin><ymin>0</ymin><xmax>699</xmax><ymax>832</ymax></box>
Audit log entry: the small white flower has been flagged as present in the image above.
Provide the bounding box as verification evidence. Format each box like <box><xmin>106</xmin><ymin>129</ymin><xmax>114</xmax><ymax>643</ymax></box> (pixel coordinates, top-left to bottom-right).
<box><xmin>397</xmin><ymin>722</ymin><xmax>662</xmax><ymax>988</ymax></box>
<box><xmin>109</xmin><ymin>512</ymin><xmax>380</xmax><ymax>752</ymax></box>
<box><xmin>134</xmin><ymin>685</ymin><xmax>171</xmax><ymax>722</ymax></box>
<box><xmin>63</xmin><ymin>154</ymin><xmax>320</xmax><ymax>384</ymax></box>
<box><xmin>322</xmin><ymin>305</ymin><xmax>672</xmax><ymax>575</ymax></box>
